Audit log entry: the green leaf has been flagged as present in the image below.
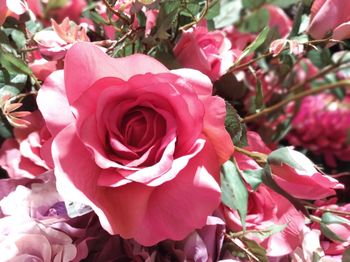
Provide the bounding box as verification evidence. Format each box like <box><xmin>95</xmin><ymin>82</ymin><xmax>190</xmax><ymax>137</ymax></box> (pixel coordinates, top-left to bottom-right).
<box><xmin>288</xmin><ymin>1</ymin><xmax>304</xmax><ymax>38</ymax></box>
<box><xmin>322</xmin><ymin>212</ymin><xmax>350</xmax><ymax>225</ymax></box>
<box><xmin>307</xmin><ymin>48</ymin><xmax>332</xmax><ymax>69</ymax></box>
<box><xmin>241</xmin><ymin>169</ymin><xmax>264</xmax><ymax>191</ymax></box>
<box><xmin>221</xmin><ymin>160</ymin><xmax>248</xmax><ymax>230</ymax></box>
<box><xmin>205</xmin><ymin>0</ymin><xmax>220</xmax><ymax>20</ymax></box>
<box><xmin>242</xmin><ymin>0</ymin><xmax>265</xmax><ymax>9</ymax></box>
<box><xmin>0</xmin><ymin>118</ymin><xmax>12</xmax><ymax>138</ymax></box>
<box><xmin>241</xmin><ymin>237</ymin><xmax>268</xmax><ymax>262</ymax></box>
<box><xmin>10</xmin><ymin>30</ymin><xmax>26</xmax><ymax>49</ymax></box>
<box><xmin>267</xmin><ymin>147</ymin><xmax>305</xmax><ymax>170</ymax></box>
<box><xmin>154</xmin><ymin>2</ymin><xmax>180</xmax><ymax>40</ymax></box>
<box><xmin>225</xmin><ymin>102</ymin><xmax>248</xmax><ymax>147</ymax></box>
<box><xmin>88</xmin><ymin>11</ymin><xmax>110</xmax><ymax>25</ymax></box>
<box><xmin>47</xmin><ymin>0</ymin><xmax>69</xmax><ymax>10</ymax></box>
<box><xmin>235</xmin><ymin>27</ymin><xmax>269</xmax><ymax>64</ymax></box>
<box><xmin>320</xmin><ymin>223</ymin><xmax>346</xmax><ymax>242</ymax></box>
<box><xmin>0</xmin><ymin>51</ymin><xmax>32</xmax><ymax>76</ymax></box>
<box><xmin>213</xmin><ymin>0</ymin><xmax>242</xmax><ymax>28</ymax></box>
<box><xmin>342</xmin><ymin>247</ymin><xmax>350</xmax><ymax>262</ymax></box>
<box><xmin>247</xmin><ymin>224</ymin><xmax>287</xmax><ymax>240</ymax></box>
<box><xmin>267</xmin><ymin>0</ymin><xmax>298</xmax><ymax>8</ymax></box>
<box><xmin>239</xmin><ymin>9</ymin><xmax>269</xmax><ymax>33</ymax></box>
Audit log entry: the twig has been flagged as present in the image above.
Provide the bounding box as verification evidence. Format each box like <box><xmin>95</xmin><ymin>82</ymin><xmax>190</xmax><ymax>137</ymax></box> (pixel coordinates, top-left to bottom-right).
<box><xmin>179</xmin><ymin>0</ymin><xmax>210</xmax><ymax>31</ymax></box>
<box><xmin>101</xmin><ymin>0</ymin><xmax>130</xmax><ymax>25</ymax></box>
<box><xmin>305</xmin><ymin>205</ymin><xmax>350</xmax><ymax>217</ymax></box>
<box><xmin>227</xmin><ymin>38</ymin><xmax>333</xmax><ymax>73</ymax></box>
<box><xmin>242</xmin><ymin>80</ymin><xmax>350</xmax><ymax>123</ymax></box>
<box><xmin>224</xmin><ymin>233</ymin><xmax>261</xmax><ymax>262</ymax></box>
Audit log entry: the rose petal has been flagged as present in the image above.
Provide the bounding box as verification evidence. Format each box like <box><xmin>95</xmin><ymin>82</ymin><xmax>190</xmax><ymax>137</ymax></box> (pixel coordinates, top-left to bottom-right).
<box><xmin>64</xmin><ymin>42</ymin><xmax>169</xmax><ymax>104</ymax></box>
<box><xmin>37</xmin><ymin>70</ymin><xmax>75</xmax><ymax>136</ymax></box>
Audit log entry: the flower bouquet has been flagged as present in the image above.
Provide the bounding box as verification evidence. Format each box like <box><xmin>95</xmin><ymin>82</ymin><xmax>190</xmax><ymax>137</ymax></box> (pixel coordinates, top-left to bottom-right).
<box><xmin>0</xmin><ymin>0</ymin><xmax>350</xmax><ymax>261</ymax></box>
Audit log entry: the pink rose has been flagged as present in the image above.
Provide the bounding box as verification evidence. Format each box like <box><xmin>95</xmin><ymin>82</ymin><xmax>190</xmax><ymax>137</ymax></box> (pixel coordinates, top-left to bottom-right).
<box><xmin>0</xmin><ymin>216</ymin><xmax>77</xmax><ymax>261</ymax></box>
<box><xmin>0</xmin><ymin>111</ymin><xmax>52</xmax><ymax>178</ymax></box>
<box><xmin>173</xmin><ymin>22</ymin><xmax>239</xmax><ymax>81</ymax></box>
<box><xmin>37</xmin><ymin>42</ymin><xmax>233</xmax><ymax>245</ymax></box>
<box><xmin>268</xmin><ymin>147</ymin><xmax>344</xmax><ymax>200</ymax></box>
<box><xmin>308</xmin><ymin>0</ymin><xmax>350</xmax><ymax>41</ymax></box>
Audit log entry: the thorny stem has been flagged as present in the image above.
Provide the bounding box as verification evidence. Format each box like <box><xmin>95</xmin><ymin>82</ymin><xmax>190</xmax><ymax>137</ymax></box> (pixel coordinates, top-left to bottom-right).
<box><xmin>224</xmin><ymin>233</ymin><xmax>260</xmax><ymax>262</ymax></box>
<box><xmin>179</xmin><ymin>0</ymin><xmax>210</xmax><ymax>31</ymax></box>
<box><xmin>101</xmin><ymin>0</ymin><xmax>130</xmax><ymax>25</ymax></box>
<box><xmin>289</xmin><ymin>58</ymin><xmax>350</xmax><ymax>93</ymax></box>
<box><xmin>242</xmin><ymin>80</ymin><xmax>350</xmax><ymax>123</ymax></box>
<box><xmin>227</xmin><ymin>38</ymin><xmax>334</xmax><ymax>73</ymax></box>
<box><xmin>305</xmin><ymin>205</ymin><xmax>350</xmax><ymax>217</ymax></box>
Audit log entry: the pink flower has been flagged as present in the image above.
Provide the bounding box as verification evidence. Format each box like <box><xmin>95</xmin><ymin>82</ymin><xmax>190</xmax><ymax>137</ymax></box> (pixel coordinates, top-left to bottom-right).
<box><xmin>265</xmin><ymin>4</ymin><xmax>292</xmax><ymax>38</ymax></box>
<box><xmin>0</xmin><ymin>0</ymin><xmax>27</xmax><ymax>25</ymax></box>
<box><xmin>268</xmin><ymin>147</ymin><xmax>344</xmax><ymax>200</ymax></box>
<box><xmin>34</xmin><ymin>18</ymin><xmax>89</xmax><ymax>61</ymax></box>
<box><xmin>311</xmin><ymin>201</ymin><xmax>350</xmax><ymax>257</ymax></box>
<box><xmin>0</xmin><ymin>172</ymin><xmax>63</xmax><ymax>219</ymax></box>
<box><xmin>145</xmin><ymin>9</ymin><xmax>158</xmax><ymax>36</ymax></box>
<box><xmin>308</xmin><ymin>0</ymin><xmax>350</xmax><ymax>41</ymax></box>
<box><xmin>37</xmin><ymin>42</ymin><xmax>233</xmax><ymax>245</ymax></box>
<box><xmin>173</xmin><ymin>22</ymin><xmax>239</xmax><ymax>81</ymax></box>
<box><xmin>229</xmin><ymin>132</ymin><xmax>305</xmax><ymax>257</ymax></box>
<box><xmin>0</xmin><ymin>111</ymin><xmax>52</xmax><ymax>178</ymax></box>
<box><xmin>222</xmin><ymin>185</ymin><xmax>305</xmax><ymax>257</ymax></box>
<box><xmin>287</xmin><ymin>94</ymin><xmax>350</xmax><ymax>167</ymax></box>
<box><xmin>0</xmin><ymin>216</ymin><xmax>77</xmax><ymax>261</ymax></box>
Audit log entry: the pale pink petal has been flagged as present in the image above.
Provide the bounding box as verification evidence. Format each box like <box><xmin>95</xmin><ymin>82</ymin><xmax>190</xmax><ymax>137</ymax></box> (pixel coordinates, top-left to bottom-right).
<box><xmin>37</xmin><ymin>70</ymin><xmax>75</xmax><ymax>136</ymax></box>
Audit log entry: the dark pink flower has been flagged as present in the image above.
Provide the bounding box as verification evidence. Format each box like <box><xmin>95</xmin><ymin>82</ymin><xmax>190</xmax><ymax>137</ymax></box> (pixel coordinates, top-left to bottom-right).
<box><xmin>287</xmin><ymin>94</ymin><xmax>350</xmax><ymax>167</ymax></box>
<box><xmin>37</xmin><ymin>42</ymin><xmax>233</xmax><ymax>245</ymax></box>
